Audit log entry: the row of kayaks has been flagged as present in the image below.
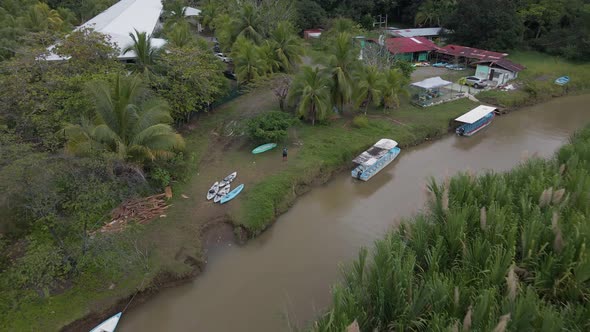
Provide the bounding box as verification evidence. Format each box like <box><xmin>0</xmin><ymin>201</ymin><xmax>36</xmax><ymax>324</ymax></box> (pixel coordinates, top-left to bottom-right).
<box><xmin>206</xmin><ymin>171</ymin><xmax>244</xmax><ymax>204</ymax></box>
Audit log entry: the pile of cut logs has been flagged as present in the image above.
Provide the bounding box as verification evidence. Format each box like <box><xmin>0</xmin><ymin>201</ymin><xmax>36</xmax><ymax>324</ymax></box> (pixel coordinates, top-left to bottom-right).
<box><xmin>95</xmin><ymin>193</ymin><xmax>170</xmax><ymax>234</ymax></box>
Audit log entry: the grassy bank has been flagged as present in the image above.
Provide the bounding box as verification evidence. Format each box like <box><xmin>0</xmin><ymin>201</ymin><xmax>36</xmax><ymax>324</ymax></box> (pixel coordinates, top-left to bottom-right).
<box><xmin>232</xmin><ymin>98</ymin><xmax>477</xmax><ymax>233</ymax></box>
<box><xmin>312</xmin><ymin>124</ymin><xmax>590</xmax><ymax>331</ymax></box>
<box><xmin>478</xmin><ymin>51</ymin><xmax>590</xmax><ymax>108</ymax></box>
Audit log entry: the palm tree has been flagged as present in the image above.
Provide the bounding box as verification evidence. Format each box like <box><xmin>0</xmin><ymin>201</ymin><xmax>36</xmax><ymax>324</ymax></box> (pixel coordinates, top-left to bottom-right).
<box><xmin>326</xmin><ymin>33</ymin><xmax>359</xmax><ymax>113</ymax></box>
<box><xmin>415</xmin><ymin>0</ymin><xmax>456</xmax><ymax>27</ymax></box>
<box><xmin>232</xmin><ymin>36</ymin><xmax>265</xmax><ymax>84</ymax></box>
<box><xmin>269</xmin><ymin>22</ymin><xmax>303</xmax><ymax>73</ymax></box>
<box><xmin>162</xmin><ymin>0</ymin><xmax>187</xmax><ymax>29</ymax></box>
<box><xmin>382</xmin><ymin>69</ymin><xmax>409</xmax><ymax>109</ymax></box>
<box><xmin>123</xmin><ymin>30</ymin><xmax>161</xmax><ymax>77</ymax></box>
<box><xmin>166</xmin><ymin>21</ymin><xmax>194</xmax><ymax>48</ymax></box>
<box><xmin>259</xmin><ymin>41</ymin><xmax>281</xmax><ymax>75</ymax></box>
<box><xmin>24</xmin><ymin>2</ymin><xmax>63</xmax><ymax>32</ymax></box>
<box><xmin>233</xmin><ymin>4</ymin><xmax>262</xmax><ymax>44</ymax></box>
<box><xmin>354</xmin><ymin>66</ymin><xmax>385</xmax><ymax>114</ymax></box>
<box><xmin>64</xmin><ymin>74</ymin><xmax>184</xmax><ymax>165</ymax></box>
<box><xmin>288</xmin><ymin>66</ymin><xmax>332</xmax><ymax>125</ymax></box>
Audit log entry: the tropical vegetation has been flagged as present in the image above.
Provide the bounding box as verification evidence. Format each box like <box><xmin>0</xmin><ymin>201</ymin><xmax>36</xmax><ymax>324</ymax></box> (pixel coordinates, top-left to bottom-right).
<box><xmin>312</xmin><ymin>125</ymin><xmax>590</xmax><ymax>331</ymax></box>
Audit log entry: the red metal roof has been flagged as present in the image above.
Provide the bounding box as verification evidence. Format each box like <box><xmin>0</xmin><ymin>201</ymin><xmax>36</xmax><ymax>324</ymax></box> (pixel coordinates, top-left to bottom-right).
<box><xmin>382</xmin><ymin>37</ymin><xmax>439</xmax><ymax>54</ymax></box>
<box><xmin>474</xmin><ymin>58</ymin><xmax>525</xmax><ymax>72</ymax></box>
<box><xmin>437</xmin><ymin>44</ymin><xmax>508</xmax><ymax>60</ymax></box>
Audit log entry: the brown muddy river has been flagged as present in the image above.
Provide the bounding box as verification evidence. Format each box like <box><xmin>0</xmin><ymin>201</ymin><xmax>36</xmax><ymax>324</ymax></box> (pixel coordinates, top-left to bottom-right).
<box><xmin>120</xmin><ymin>95</ymin><xmax>590</xmax><ymax>331</ymax></box>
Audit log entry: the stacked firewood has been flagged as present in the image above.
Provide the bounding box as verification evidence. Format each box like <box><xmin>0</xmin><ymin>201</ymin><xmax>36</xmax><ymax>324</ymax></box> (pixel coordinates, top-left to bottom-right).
<box><xmin>96</xmin><ymin>193</ymin><xmax>170</xmax><ymax>234</ymax></box>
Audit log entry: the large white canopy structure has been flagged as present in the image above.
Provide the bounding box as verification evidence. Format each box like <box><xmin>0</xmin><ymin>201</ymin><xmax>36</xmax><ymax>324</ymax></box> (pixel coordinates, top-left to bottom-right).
<box><xmin>455</xmin><ymin>105</ymin><xmax>497</xmax><ymax>124</ymax></box>
<box><xmin>411</xmin><ymin>76</ymin><xmax>452</xmax><ymax>89</ymax></box>
<box><xmin>46</xmin><ymin>0</ymin><xmax>166</xmax><ymax>61</ymax></box>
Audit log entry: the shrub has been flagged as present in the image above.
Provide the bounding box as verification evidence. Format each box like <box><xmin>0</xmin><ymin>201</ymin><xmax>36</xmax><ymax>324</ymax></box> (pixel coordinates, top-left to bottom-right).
<box><xmin>246</xmin><ymin>111</ymin><xmax>297</xmax><ymax>144</ymax></box>
<box><xmin>352</xmin><ymin>115</ymin><xmax>369</xmax><ymax>128</ymax></box>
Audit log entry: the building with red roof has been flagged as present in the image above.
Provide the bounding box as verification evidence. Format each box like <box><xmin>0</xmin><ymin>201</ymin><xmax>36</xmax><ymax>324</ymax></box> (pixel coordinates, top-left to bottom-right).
<box><xmin>436</xmin><ymin>44</ymin><xmax>508</xmax><ymax>62</ymax></box>
<box><xmin>375</xmin><ymin>37</ymin><xmax>439</xmax><ymax>62</ymax></box>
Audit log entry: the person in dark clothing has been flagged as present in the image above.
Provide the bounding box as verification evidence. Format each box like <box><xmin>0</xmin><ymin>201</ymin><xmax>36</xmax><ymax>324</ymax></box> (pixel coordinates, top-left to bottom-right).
<box><xmin>282</xmin><ymin>147</ymin><xmax>288</xmax><ymax>161</ymax></box>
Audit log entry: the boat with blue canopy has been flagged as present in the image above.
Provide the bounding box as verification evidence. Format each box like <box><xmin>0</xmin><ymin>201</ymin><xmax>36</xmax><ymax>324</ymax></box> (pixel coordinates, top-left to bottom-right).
<box><xmin>351</xmin><ymin>139</ymin><xmax>401</xmax><ymax>181</ymax></box>
<box><xmin>455</xmin><ymin>105</ymin><xmax>497</xmax><ymax>137</ymax></box>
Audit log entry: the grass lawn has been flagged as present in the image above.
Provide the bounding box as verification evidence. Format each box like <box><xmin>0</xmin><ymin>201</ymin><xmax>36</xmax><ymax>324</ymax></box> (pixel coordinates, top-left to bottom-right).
<box><xmin>478</xmin><ymin>51</ymin><xmax>590</xmax><ymax>108</ymax></box>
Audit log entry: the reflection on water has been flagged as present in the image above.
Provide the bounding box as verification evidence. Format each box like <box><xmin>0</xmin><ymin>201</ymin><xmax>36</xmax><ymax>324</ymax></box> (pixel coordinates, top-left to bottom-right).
<box><xmin>120</xmin><ymin>95</ymin><xmax>590</xmax><ymax>332</ymax></box>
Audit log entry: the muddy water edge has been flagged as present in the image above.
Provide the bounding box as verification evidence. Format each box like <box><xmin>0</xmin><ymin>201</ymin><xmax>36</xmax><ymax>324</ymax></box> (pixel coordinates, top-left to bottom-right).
<box><xmin>114</xmin><ymin>95</ymin><xmax>590</xmax><ymax>332</ymax></box>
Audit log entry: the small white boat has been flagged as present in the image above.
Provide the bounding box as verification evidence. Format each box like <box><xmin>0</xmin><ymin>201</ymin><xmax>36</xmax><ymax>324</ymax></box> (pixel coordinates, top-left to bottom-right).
<box><xmin>214</xmin><ymin>184</ymin><xmax>231</xmax><ymax>203</ymax></box>
<box><xmin>206</xmin><ymin>181</ymin><xmax>219</xmax><ymax>200</ymax></box>
<box><xmin>90</xmin><ymin>312</ymin><xmax>122</xmax><ymax>332</ymax></box>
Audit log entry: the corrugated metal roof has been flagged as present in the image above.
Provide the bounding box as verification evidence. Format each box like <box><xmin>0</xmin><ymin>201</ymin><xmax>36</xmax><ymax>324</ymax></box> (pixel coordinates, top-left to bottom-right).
<box><xmin>388</xmin><ymin>27</ymin><xmax>442</xmax><ymax>38</ymax></box>
<box><xmin>455</xmin><ymin>105</ymin><xmax>497</xmax><ymax>124</ymax></box>
<box><xmin>382</xmin><ymin>37</ymin><xmax>438</xmax><ymax>54</ymax></box>
<box><xmin>474</xmin><ymin>58</ymin><xmax>525</xmax><ymax>73</ymax></box>
<box><xmin>437</xmin><ymin>45</ymin><xmax>508</xmax><ymax>60</ymax></box>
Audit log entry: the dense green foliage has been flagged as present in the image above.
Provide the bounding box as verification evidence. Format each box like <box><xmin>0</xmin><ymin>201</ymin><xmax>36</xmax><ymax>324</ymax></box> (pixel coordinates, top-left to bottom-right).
<box><xmin>246</xmin><ymin>111</ymin><xmax>298</xmax><ymax>143</ymax></box>
<box><xmin>303</xmin><ymin>0</ymin><xmax>590</xmax><ymax>60</ymax></box>
<box><xmin>312</xmin><ymin>126</ymin><xmax>590</xmax><ymax>331</ymax></box>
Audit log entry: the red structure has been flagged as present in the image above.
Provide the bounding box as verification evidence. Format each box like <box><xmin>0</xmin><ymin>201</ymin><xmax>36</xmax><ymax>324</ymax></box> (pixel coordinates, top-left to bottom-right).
<box><xmin>303</xmin><ymin>29</ymin><xmax>323</xmax><ymax>39</ymax></box>
<box><xmin>382</xmin><ymin>37</ymin><xmax>439</xmax><ymax>54</ymax></box>
<box><xmin>436</xmin><ymin>45</ymin><xmax>508</xmax><ymax>61</ymax></box>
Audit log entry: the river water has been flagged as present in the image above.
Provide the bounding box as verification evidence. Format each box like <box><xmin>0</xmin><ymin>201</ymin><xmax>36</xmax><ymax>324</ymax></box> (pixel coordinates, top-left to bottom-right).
<box><xmin>120</xmin><ymin>95</ymin><xmax>590</xmax><ymax>331</ymax></box>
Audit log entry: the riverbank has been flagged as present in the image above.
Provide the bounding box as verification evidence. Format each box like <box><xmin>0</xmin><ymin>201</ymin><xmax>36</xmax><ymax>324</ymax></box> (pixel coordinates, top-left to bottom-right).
<box><xmin>3</xmin><ymin>52</ymin><xmax>588</xmax><ymax>331</ymax></box>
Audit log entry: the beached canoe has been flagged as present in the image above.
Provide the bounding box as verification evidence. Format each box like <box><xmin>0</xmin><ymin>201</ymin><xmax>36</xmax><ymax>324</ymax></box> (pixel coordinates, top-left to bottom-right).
<box><xmin>252</xmin><ymin>143</ymin><xmax>277</xmax><ymax>154</ymax></box>
<box><xmin>555</xmin><ymin>76</ymin><xmax>570</xmax><ymax>86</ymax></box>
<box><xmin>90</xmin><ymin>312</ymin><xmax>122</xmax><ymax>332</ymax></box>
<box><xmin>220</xmin><ymin>184</ymin><xmax>244</xmax><ymax>204</ymax></box>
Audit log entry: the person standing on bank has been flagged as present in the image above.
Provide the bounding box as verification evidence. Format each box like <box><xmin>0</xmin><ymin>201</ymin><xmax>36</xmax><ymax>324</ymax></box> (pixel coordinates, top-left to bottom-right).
<box><xmin>282</xmin><ymin>147</ymin><xmax>288</xmax><ymax>161</ymax></box>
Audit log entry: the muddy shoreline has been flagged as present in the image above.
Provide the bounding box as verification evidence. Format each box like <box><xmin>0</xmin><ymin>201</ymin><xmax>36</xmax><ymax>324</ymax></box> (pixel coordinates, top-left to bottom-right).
<box><xmin>62</xmin><ymin>91</ymin><xmax>577</xmax><ymax>331</ymax></box>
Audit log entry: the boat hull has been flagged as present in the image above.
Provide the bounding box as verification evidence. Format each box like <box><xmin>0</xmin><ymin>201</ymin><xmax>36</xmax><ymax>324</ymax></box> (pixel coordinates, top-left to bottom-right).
<box><xmin>351</xmin><ymin>147</ymin><xmax>401</xmax><ymax>181</ymax></box>
<box><xmin>456</xmin><ymin>113</ymin><xmax>494</xmax><ymax>137</ymax></box>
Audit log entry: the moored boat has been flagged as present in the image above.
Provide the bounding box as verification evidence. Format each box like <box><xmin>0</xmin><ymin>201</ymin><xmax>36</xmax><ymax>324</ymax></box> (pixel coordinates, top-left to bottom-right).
<box><xmin>351</xmin><ymin>139</ymin><xmax>401</xmax><ymax>181</ymax></box>
<box><xmin>455</xmin><ymin>105</ymin><xmax>496</xmax><ymax>137</ymax></box>
<box><xmin>90</xmin><ymin>312</ymin><xmax>122</xmax><ymax>332</ymax></box>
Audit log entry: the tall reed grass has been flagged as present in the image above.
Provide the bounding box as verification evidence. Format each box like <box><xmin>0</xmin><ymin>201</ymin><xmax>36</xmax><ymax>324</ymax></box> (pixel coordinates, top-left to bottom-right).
<box><xmin>312</xmin><ymin>125</ymin><xmax>590</xmax><ymax>331</ymax></box>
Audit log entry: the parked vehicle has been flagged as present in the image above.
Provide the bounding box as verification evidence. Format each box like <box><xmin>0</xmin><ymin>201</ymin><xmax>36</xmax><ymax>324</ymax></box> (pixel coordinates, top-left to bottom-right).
<box><xmin>213</xmin><ymin>44</ymin><xmax>221</xmax><ymax>53</ymax></box>
<box><xmin>464</xmin><ymin>76</ymin><xmax>488</xmax><ymax>89</ymax></box>
<box><xmin>223</xmin><ymin>70</ymin><xmax>237</xmax><ymax>80</ymax></box>
<box><xmin>214</xmin><ymin>52</ymin><xmax>232</xmax><ymax>63</ymax></box>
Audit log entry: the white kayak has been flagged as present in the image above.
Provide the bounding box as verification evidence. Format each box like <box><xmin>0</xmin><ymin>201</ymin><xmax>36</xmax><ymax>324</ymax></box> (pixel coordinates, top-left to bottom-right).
<box><xmin>223</xmin><ymin>171</ymin><xmax>237</xmax><ymax>183</ymax></box>
<box><xmin>90</xmin><ymin>312</ymin><xmax>122</xmax><ymax>332</ymax></box>
<box><xmin>214</xmin><ymin>184</ymin><xmax>230</xmax><ymax>203</ymax></box>
<box><xmin>206</xmin><ymin>181</ymin><xmax>219</xmax><ymax>200</ymax></box>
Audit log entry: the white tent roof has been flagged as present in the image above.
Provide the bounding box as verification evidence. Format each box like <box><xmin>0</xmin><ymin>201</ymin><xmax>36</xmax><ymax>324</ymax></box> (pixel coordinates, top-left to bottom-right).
<box><xmin>455</xmin><ymin>105</ymin><xmax>497</xmax><ymax>124</ymax></box>
<box><xmin>411</xmin><ymin>76</ymin><xmax>452</xmax><ymax>89</ymax></box>
<box><xmin>46</xmin><ymin>0</ymin><xmax>164</xmax><ymax>61</ymax></box>
<box><xmin>184</xmin><ymin>6</ymin><xmax>201</xmax><ymax>17</ymax></box>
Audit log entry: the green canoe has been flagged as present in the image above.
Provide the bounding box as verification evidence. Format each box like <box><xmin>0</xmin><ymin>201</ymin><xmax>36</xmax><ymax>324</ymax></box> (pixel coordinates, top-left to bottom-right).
<box><xmin>252</xmin><ymin>143</ymin><xmax>277</xmax><ymax>154</ymax></box>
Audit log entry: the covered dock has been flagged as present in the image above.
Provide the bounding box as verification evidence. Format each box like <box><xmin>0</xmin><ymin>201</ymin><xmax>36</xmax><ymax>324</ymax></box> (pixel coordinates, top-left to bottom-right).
<box><xmin>410</xmin><ymin>76</ymin><xmax>464</xmax><ymax>107</ymax></box>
